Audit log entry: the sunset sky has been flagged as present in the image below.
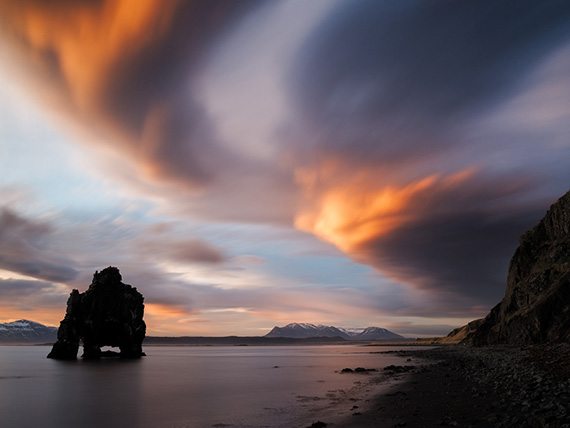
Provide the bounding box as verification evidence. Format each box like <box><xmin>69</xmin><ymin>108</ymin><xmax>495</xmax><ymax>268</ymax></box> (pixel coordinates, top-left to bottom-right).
<box><xmin>1</xmin><ymin>0</ymin><xmax>570</xmax><ymax>337</ymax></box>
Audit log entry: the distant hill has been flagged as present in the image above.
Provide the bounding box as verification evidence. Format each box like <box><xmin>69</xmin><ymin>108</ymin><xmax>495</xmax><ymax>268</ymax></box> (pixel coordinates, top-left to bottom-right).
<box><xmin>0</xmin><ymin>319</ymin><xmax>403</xmax><ymax>345</ymax></box>
<box><xmin>144</xmin><ymin>336</ymin><xmax>348</xmax><ymax>345</ymax></box>
<box><xmin>264</xmin><ymin>323</ymin><xmax>404</xmax><ymax>341</ymax></box>
<box><xmin>0</xmin><ymin>320</ymin><xmax>57</xmax><ymax>344</ymax></box>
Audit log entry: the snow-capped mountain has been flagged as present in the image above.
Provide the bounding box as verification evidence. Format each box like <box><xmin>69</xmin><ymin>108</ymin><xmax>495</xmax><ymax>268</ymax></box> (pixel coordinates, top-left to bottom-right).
<box><xmin>0</xmin><ymin>320</ymin><xmax>58</xmax><ymax>344</ymax></box>
<box><xmin>264</xmin><ymin>323</ymin><xmax>404</xmax><ymax>341</ymax></box>
<box><xmin>351</xmin><ymin>326</ymin><xmax>403</xmax><ymax>341</ymax></box>
<box><xmin>264</xmin><ymin>323</ymin><xmax>348</xmax><ymax>339</ymax></box>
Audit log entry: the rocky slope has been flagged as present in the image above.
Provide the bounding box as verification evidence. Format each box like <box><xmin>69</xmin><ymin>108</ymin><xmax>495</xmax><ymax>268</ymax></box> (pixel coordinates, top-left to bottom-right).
<box><xmin>386</xmin><ymin>345</ymin><xmax>570</xmax><ymax>427</ymax></box>
<box><xmin>468</xmin><ymin>190</ymin><xmax>570</xmax><ymax>345</ymax></box>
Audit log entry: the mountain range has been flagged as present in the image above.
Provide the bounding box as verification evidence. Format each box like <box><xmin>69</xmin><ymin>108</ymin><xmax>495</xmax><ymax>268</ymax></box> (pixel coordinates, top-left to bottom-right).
<box><xmin>0</xmin><ymin>320</ymin><xmax>404</xmax><ymax>344</ymax></box>
<box><xmin>264</xmin><ymin>323</ymin><xmax>404</xmax><ymax>341</ymax></box>
<box><xmin>0</xmin><ymin>320</ymin><xmax>58</xmax><ymax>344</ymax></box>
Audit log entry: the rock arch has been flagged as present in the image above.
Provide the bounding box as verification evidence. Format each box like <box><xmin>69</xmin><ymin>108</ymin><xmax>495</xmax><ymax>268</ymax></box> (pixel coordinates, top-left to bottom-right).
<box><xmin>47</xmin><ymin>267</ymin><xmax>146</xmax><ymax>359</ymax></box>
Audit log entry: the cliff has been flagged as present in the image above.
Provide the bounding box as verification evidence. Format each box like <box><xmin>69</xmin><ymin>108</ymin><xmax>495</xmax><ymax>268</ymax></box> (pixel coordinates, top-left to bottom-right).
<box><xmin>469</xmin><ymin>190</ymin><xmax>570</xmax><ymax>345</ymax></box>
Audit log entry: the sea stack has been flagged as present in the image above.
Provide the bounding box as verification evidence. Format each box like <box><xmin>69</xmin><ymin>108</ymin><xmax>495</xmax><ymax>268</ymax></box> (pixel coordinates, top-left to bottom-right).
<box><xmin>47</xmin><ymin>267</ymin><xmax>146</xmax><ymax>359</ymax></box>
<box><xmin>468</xmin><ymin>190</ymin><xmax>570</xmax><ymax>345</ymax></box>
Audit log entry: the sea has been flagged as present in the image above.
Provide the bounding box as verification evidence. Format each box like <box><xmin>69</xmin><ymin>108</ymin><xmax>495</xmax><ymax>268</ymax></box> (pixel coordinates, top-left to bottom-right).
<box><xmin>0</xmin><ymin>344</ymin><xmax>416</xmax><ymax>428</ymax></box>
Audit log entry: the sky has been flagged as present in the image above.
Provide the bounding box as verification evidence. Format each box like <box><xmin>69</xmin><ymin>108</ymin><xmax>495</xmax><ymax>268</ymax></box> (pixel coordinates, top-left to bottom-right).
<box><xmin>0</xmin><ymin>0</ymin><xmax>569</xmax><ymax>337</ymax></box>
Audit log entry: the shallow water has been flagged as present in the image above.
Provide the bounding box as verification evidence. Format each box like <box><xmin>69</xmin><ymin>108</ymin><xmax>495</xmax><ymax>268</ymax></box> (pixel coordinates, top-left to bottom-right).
<box><xmin>0</xmin><ymin>345</ymin><xmax>414</xmax><ymax>428</ymax></box>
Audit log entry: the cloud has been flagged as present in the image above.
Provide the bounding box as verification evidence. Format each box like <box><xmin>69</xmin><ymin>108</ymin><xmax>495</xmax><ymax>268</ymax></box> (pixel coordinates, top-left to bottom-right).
<box><xmin>231</xmin><ymin>255</ymin><xmax>266</xmax><ymax>265</ymax></box>
<box><xmin>294</xmin><ymin>163</ymin><xmax>547</xmax><ymax>307</ymax></box>
<box><xmin>0</xmin><ymin>208</ymin><xmax>79</xmax><ymax>282</ymax></box>
<box><xmin>0</xmin><ymin>277</ymin><xmax>71</xmax><ymax>323</ymax></box>
<box><xmin>285</xmin><ymin>0</ymin><xmax>570</xmax><ymax>311</ymax></box>
<box><xmin>0</xmin><ymin>0</ymin><xmax>265</xmax><ymax>188</ymax></box>
<box><xmin>384</xmin><ymin>321</ymin><xmax>463</xmax><ymax>338</ymax></box>
<box><xmin>2</xmin><ymin>0</ymin><xmax>570</xmax><ymax>332</ymax></box>
<box><xmin>0</xmin><ymin>278</ymin><xmax>54</xmax><ymax>296</ymax></box>
<box><xmin>359</xmin><ymin>204</ymin><xmax>539</xmax><ymax>303</ymax></box>
<box><xmin>137</xmin><ymin>237</ymin><xmax>226</xmax><ymax>264</ymax></box>
<box><xmin>289</xmin><ymin>0</ymin><xmax>570</xmax><ymax>164</ymax></box>
<box><xmin>167</xmin><ymin>240</ymin><xmax>226</xmax><ymax>264</ymax></box>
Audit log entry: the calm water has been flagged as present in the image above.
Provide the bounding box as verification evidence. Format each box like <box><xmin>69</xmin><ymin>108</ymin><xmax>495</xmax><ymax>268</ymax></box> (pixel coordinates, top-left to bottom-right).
<box><xmin>0</xmin><ymin>345</ymin><xmax>414</xmax><ymax>428</ymax></box>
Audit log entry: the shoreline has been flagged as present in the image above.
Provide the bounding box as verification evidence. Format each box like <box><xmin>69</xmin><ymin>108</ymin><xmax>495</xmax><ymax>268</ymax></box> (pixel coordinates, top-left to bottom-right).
<box><xmin>7</xmin><ymin>342</ymin><xmax>570</xmax><ymax>426</ymax></box>
<box><xmin>318</xmin><ymin>345</ymin><xmax>570</xmax><ymax>428</ymax></box>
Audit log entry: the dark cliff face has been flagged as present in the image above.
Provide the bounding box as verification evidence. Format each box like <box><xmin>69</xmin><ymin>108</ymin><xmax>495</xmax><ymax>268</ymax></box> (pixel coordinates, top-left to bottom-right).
<box><xmin>470</xmin><ymin>190</ymin><xmax>570</xmax><ymax>345</ymax></box>
<box><xmin>47</xmin><ymin>267</ymin><xmax>146</xmax><ymax>359</ymax></box>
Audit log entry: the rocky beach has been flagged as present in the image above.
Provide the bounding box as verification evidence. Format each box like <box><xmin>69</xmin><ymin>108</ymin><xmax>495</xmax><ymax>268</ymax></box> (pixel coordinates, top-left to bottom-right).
<box><xmin>326</xmin><ymin>188</ymin><xmax>570</xmax><ymax>427</ymax></box>
<box><xmin>325</xmin><ymin>345</ymin><xmax>570</xmax><ymax>428</ymax></box>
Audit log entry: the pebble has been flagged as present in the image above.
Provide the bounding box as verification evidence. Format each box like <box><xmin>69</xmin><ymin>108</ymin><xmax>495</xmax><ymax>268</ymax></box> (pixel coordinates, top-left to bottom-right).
<box><xmin>400</xmin><ymin>344</ymin><xmax>570</xmax><ymax>427</ymax></box>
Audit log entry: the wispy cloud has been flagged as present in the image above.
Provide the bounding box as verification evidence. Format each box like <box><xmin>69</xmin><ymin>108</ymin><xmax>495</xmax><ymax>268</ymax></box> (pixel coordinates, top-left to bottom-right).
<box><xmin>0</xmin><ymin>1</ymin><xmax>569</xmax><ymax>335</ymax></box>
<box><xmin>0</xmin><ymin>208</ymin><xmax>78</xmax><ymax>282</ymax></box>
<box><xmin>285</xmin><ymin>0</ymin><xmax>570</xmax><ymax>309</ymax></box>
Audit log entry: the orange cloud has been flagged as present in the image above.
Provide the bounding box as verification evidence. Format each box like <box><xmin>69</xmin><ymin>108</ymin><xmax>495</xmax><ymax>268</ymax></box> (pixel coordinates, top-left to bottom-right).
<box><xmin>0</xmin><ymin>306</ymin><xmax>63</xmax><ymax>327</ymax></box>
<box><xmin>145</xmin><ymin>302</ymin><xmax>193</xmax><ymax>319</ymax></box>
<box><xmin>2</xmin><ymin>0</ymin><xmax>177</xmax><ymax>109</ymax></box>
<box><xmin>295</xmin><ymin>164</ymin><xmax>477</xmax><ymax>256</ymax></box>
<box><xmin>0</xmin><ymin>0</ymin><xmax>238</xmax><ymax>190</ymax></box>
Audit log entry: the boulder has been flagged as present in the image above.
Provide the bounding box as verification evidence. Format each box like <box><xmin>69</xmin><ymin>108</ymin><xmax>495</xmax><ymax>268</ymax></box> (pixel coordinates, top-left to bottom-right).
<box><xmin>468</xmin><ymin>190</ymin><xmax>570</xmax><ymax>345</ymax></box>
<box><xmin>47</xmin><ymin>267</ymin><xmax>146</xmax><ymax>359</ymax></box>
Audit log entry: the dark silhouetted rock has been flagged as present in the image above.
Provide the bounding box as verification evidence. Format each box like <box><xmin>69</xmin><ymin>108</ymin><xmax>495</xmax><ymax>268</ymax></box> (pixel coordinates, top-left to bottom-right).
<box><xmin>383</xmin><ymin>365</ymin><xmax>416</xmax><ymax>373</ymax></box>
<box><xmin>306</xmin><ymin>422</ymin><xmax>327</xmax><ymax>428</ymax></box>
<box><xmin>47</xmin><ymin>267</ymin><xmax>146</xmax><ymax>359</ymax></box>
<box><xmin>467</xmin><ymin>190</ymin><xmax>570</xmax><ymax>345</ymax></box>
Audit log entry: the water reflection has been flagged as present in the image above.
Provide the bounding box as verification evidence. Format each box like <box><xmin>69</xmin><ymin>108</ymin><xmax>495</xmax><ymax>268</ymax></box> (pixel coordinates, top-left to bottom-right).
<box><xmin>0</xmin><ymin>345</ymin><xmax>411</xmax><ymax>428</ymax></box>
